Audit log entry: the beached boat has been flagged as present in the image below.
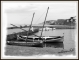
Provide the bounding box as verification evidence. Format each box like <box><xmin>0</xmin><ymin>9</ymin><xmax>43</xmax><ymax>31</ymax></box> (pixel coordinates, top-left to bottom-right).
<box><xmin>7</xmin><ymin>12</ymin><xmax>43</xmax><ymax>47</ymax></box>
<box><xmin>6</xmin><ymin>40</ymin><xmax>43</xmax><ymax>47</ymax></box>
<box><xmin>16</xmin><ymin>7</ymin><xmax>64</xmax><ymax>43</ymax></box>
<box><xmin>8</xmin><ymin>7</ymin><xmax>64</xmax><ymax>46</ymax></box>
<box><xmin>17</xmin><ymin>35</ymin><xmax>64</xmax><ymax>43</ymax></box>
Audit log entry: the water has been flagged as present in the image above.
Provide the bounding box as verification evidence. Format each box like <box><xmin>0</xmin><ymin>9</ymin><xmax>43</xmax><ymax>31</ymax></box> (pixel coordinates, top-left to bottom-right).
<box><xmin>34</xmin><ymin>29</ymin><xmax>75</xmax><ymax>49</ymax></box>
<box><xmin>7</xmin><ymin>29</ymin><xmax>75</xmax><ymax>50</ymax></box>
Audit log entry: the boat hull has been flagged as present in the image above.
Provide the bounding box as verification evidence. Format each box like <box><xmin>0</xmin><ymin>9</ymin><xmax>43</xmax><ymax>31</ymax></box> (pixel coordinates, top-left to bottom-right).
<box><xmin>43</xmin><ymin>37</ymin><xmax>64</xmax><ymax>43</ymax></box>
<box><xmin>17</xmin><ymin>35</ymin><xmax>64</xmax><ymax>43</ymax></box>
<box><xmin>6</xmin><ymin>41</ymin><xmax>43</xmax><ymax>47</ymax></box>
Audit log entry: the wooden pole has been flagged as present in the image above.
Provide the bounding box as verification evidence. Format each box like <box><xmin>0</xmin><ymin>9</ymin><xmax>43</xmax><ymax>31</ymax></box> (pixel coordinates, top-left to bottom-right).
<box><xmin>40</xmin><ymin>7</ymin><xmax>49</xmax><ymax>40</ymax></box>
<box><xmin>26</xmin><ymin>12</ymin><xmax>35</xmax><ymax>41</ymax></box>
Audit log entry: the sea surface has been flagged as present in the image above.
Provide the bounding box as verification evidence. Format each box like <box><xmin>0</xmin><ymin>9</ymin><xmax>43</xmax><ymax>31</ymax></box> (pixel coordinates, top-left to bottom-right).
<box><xmin>5</xmin><ymin>29</ymin><xmax>76</xmax><ymax>56</ymax></box>
<box><xmin>35</xmin><ymin>29</ymin><xmax>75</xmax><ymax>50</ymax></box>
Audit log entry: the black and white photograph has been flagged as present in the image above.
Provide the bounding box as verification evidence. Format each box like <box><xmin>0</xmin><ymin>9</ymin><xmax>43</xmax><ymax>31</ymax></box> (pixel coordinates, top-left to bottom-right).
<box><xmin>1</xmin><ymin>1</ymin><xmax>78</xmax><ymax>59</ymax></box>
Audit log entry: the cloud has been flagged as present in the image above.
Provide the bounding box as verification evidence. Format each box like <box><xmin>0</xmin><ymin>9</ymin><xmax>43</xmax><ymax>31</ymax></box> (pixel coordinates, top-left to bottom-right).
<box><xmin>2</xmin><ymin>1</ymin><xmax>77</xmax><ymax>25</ymax></box>
<box><xmin>5</xmin><ymin>3</ymin><xmax>39</xmax><ymax>13</ymax></box>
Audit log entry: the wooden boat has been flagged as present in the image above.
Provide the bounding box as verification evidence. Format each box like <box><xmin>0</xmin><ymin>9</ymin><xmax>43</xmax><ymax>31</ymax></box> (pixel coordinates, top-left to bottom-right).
<box><xmin>6</xmin><ymin>40</ymin><xmax>43</xmax><ymax>47</ymax></box>
<box><xmin>17</xmin><ymin>35</ymin><xmax>64</xmax><ymax>43</ymax></box>
<box><xmin>16</xmin><ymin>7</ymin><xmax>64</xmax><ymax>43</ymax></box>
<box><xmin>7</xmin><ymin>12</ymin><xmax>43</xmax><ymax>47</ymax></box>
<box><xmin>9</xmin><ymin>7</ymin><xmax>64</xmax><ymax>45</ymax></box>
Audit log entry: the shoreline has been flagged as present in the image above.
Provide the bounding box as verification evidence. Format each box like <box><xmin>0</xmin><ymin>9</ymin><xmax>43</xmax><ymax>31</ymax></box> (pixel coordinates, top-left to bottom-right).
<box><xmin>7</xmin><ymin>25</ymin><xmax>76</xmax><ymax>29</ymax></box>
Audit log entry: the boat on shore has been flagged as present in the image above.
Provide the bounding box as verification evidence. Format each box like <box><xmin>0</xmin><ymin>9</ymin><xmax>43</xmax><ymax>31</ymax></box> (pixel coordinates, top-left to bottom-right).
<box><xmin>6</xmin><ymin>7</ymin><xmax>64</xmax><ymax>47</ymax></box>
<box><xmin>17</xmin><ymin>35</ymin><xmax>64</xmax><ymax>43</ymax></box>
<box><xmin>16</xmin><ymin>7</ymin><xmax>64</xmax><ymax>43</ymax></box>
<box><xmin>7</xmin><ymin>12</ymin><xmax>43</xmax><ymax>46</ymax></box>
<box><xmin>6</xmin><ymin>40</ymin><xmax>43</xmax><ymax>47</ymax></box>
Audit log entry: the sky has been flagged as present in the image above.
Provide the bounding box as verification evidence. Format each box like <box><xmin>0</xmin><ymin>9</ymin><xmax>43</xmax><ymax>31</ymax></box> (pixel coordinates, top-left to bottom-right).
<box><xmin>2</xmin><ymin>1</ymin><xmax>77</xmax><ymax>27</ymax></box>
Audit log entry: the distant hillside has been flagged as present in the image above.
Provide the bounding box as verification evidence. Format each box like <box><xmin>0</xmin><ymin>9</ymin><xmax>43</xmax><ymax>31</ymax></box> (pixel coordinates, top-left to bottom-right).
<box><xmin>39</xmin><ymin>17</ymin><xmax>76</xmax><ymax>26</ymax></box>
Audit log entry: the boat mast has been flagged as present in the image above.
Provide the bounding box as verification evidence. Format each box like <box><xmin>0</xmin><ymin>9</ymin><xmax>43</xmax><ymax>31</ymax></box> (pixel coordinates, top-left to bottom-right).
<box><xmin>40</xmin><ymin>7</ymin><xmax>49</xmax><ymax>38</ymax></box>
<box><xmin>10</xmin><ymin>12</ymin><xmax>39</xmax><ymax>37</ymax></box>
<box><xmin>26</xmin><ymin>12</ymin><xmax>35</xmax><ymax>39</ymax></box>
